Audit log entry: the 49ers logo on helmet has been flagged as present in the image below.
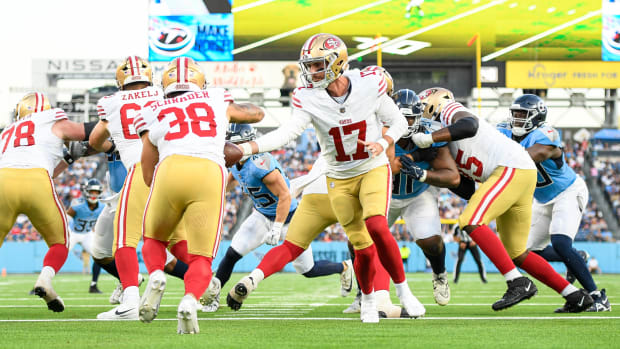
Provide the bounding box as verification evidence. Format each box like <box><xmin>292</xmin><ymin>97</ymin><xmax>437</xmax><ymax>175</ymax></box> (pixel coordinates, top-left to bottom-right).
<box><xmin>419</xmin><ymin>89</ymin><xmax>435</xmax><ymax>100</ymax></box>
<box><xmin>323</xmin><ymin>37</ymin><xmax>340</xmax><ymax>50</ymax></box>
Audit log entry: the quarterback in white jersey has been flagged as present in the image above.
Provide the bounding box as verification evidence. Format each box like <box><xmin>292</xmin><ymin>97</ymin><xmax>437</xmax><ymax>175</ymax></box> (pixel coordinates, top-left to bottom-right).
<box><xmin>413</xmin><ymin>87</ymin><xmax>593</xmax><ymax>313</ymax></box>
<box><xmin>135</xmin><ymin>57</ymin><xmax>263</xmax><ymax>334</ymax></box>
<box><xmin>0</xmin><ymin>92</ymin><xmax>87</xmax><ymax>313</ymax></box>
<box><xmin>236</xmin><ymin>34</ymin><xmax>423</xmax><ymax>323</ymax></box>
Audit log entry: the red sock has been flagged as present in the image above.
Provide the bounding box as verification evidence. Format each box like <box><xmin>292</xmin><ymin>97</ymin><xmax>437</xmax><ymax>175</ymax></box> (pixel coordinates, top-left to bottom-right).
<box><xmin>184</xmin><ymin>254</ymin><xmax>213</xmax><ymax>299</ymax></box>
<box><xmin>257</xmin><ymin>241</ymin><xmax>304</xmax><ymax>278</ymax></box>
<box><xmin>373</xmin><ymin>255</ymin><xmax>390</xmax><ymax>291</ymax></box>
<box><xmin>520</xmin><ymin>251</ymin><xmax>569</xmax><ymax>294</ymax></box>
<box><xmin>365</xmin><ymin>215</ymin><xmax>405</xmax><ymax>284</ymax></box>
<box><xmin>43</xmin><ymin>244</ymin><xmax>68</xmax><ymax>273</ymax></box>
<box><xmin>115</xmin><ymin>247</ymin><xmax>140</xmax><ymax>289</ymax></box>
<box><xmin>170</xmin><ymin>240</ymin><xmax>190</xmax><ymax>264</ymax></box>
<box><xmin>468</xmin><ymin>225</ymin><xmax>516</xmax><ymax>275</ymax></box>
<box><xmin>354</xmin><ymin>244</ymin><xmax>377</xmax><ymax>294</ymax></box>
<box><xmin>142</xmin><ymin>237</ymin><xmax>168</xmax><ymax>274</ymax></box>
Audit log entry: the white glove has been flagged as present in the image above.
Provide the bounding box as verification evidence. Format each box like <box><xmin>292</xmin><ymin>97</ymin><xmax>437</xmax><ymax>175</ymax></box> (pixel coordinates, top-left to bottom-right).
<box><xmin>411</xmin><ymin>133</ymin><xmax>434</xmax><ymax>149</ymax></box>
<box><xmin>264</xmin><ymin>222</ymin><xmax>283</xmax><ymax>246</ymax></box>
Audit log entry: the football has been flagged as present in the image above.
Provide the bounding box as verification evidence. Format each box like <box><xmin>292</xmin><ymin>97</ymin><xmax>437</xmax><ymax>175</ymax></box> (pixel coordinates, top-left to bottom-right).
<box><xmin>224</xmin><ymin>142</ymin><xmax>244</xmax><ymax>167</ymax></box>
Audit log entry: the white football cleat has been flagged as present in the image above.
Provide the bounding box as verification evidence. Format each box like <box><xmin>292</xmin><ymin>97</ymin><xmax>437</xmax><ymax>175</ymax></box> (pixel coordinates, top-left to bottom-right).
<box><xmin>139</xmin><ymin>270</ymin><xmax>167</xmax><ymax>323</ymax></box>
<box><xmin>110</xmin><ymin>274</ymin><xmax>144</xmax><ymax>305</ymax></box>
<box><xmin>340</xmin><ymin>260</ymin><xmax>354</xmax><ymax>297</ymax></box>
<box><xmin>343</xmin><ymin>294</ymin><xmax>361</xmax><ymax>314</ymax></box>
<box><xmin>33</xmin><ymin>271</ymin><xmax>64</xmax><ymax>312</ymax></box>
<box><xmin>177</xmin><ymin>295</ymin><xmax>200</xmax><ymax>334</ymax></box>
<box><xmin>200</xmin><ymin>277</ymin><xmax>221</xmax><ymax>313</ymax></box>
<box><xmin>432</xmin><ymin>272</ymin><xmax>451</xmax><ymax>306</ymax></box>
<box><xmin>360</xmin><ymin>293</ymin><xmax>379</xmax><ymax>323</ymax></box>
<box><xmin>396</xmin><ymin>283</ymin><xmax>426</xmax><ymax>318</ymax></box>
<box><xmin>227</xmin><ymin>276</ymin><xmax>257</xmax><ymax>311</ymax></box>
<box><xmin>97</xmin><ymin>302</ymin><xmax>139</xmax><ymax>320</ymax></box>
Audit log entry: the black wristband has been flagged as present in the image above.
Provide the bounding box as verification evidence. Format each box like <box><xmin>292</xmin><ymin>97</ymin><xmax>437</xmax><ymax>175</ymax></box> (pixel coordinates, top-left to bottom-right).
<box><xmin>63</xmin><ymin>148</ymin><xmax>75</xmax><ymax>165</ymax></box>
<box><xmin>105</xmin><ymin>142</ymin><xmax>116</xmax><ymax>154</ymax></box>
<box><xmin>83</xmin><ymin>121</ymin><xmax>97</xmax><ymax>141</ymax></box>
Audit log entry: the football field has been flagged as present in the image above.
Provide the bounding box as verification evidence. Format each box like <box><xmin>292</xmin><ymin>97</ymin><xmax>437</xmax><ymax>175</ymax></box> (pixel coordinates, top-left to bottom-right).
<box><xmin>0</xmin><ymin>272</ymin><xmax>618</xmax><ymax>348</ymax></box>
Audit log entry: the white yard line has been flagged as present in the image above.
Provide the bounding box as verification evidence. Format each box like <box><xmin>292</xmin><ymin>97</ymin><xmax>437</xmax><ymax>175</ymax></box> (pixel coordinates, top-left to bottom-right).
<box><xmin>481</xmin><ymin>9</ymin><xmax>602</xmax><ymax>62</ymax></box>
<box><xmin>232</xmin><ymin>0</ymin><xmax>392</xmax><ymax>55</ymax></box>
<box><xmin>348</xmin><ymin>0</ymin><xmax>507</xmax><ymax>61</ymax></box>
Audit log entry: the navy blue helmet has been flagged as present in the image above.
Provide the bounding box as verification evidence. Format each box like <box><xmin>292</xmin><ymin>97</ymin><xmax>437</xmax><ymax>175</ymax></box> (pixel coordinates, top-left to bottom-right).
<box><xmin>509</xmin><ymin>94</ymin><xmax>548</xmax><ymax>136</ymax></box>
<box><xmin>82</xmin><ymin>178</ymin><xmax>103</xmax><ymax>204</ymax></box>
<box><xmin>393</xmin><ymin>88</ymin><xmax>424</xmax><ymax>137</ymax></box>
<box><xmin>226</xmin><ymin>123</ymin><xmax>257</xmax><ymax>144</ymax></box>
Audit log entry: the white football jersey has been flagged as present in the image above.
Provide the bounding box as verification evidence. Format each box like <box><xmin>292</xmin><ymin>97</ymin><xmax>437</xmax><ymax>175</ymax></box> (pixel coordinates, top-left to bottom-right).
<box><xmin>289</xmin><ymin>156</ymin><xmax>328</xmax><ymax>196</ymax></box>
<box><xmin>440</xmin><ymin>102</ymin><xmax>535</xmax><ymax>182</ymax></box>
<box><xmin>290</xmin><ymin>69</ymin><xmax>404</xmax><ymax>179</ymax></box>
<box><xmin>138</xmin><ymin>89</ymin><xmax>233</xmax><ymax>167</ymax></box>
<box><xmin>0</xmin><ymin>108</ymin><xmax>67</xmax><ymax>175</ymax></box>
<box><xmin>96</xmin><ymin>86</ymin><xmax>164</xmax><ymax>169</ymax></box>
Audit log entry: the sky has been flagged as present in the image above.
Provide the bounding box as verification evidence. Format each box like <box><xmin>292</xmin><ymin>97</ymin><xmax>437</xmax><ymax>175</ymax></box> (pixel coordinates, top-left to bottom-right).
<box><xmin>0</xmin><ymin>0</ymin><xmax>151</xmax><ymax>125</ymax></box>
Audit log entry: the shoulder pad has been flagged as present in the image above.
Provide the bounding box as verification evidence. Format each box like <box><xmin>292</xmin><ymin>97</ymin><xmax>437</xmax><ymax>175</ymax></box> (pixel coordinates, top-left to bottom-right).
<box><xmin>250</xmin><ymin>153</ymin><xmax>273</xmax><ymax>171</ymax></box>
<box><xmin>535</xmin><ymin>124</ymin><xmax>560</xmax><ymax>143</ymax></box>
<box><xmin>420</xmin><ymin>118</ymin><xmax>443</xmax><ymax>134</ymax></box>
<box><xmin>496</xmin><ymin>122</ymin><xmax>510</xmax><ymax>129</ymax></box>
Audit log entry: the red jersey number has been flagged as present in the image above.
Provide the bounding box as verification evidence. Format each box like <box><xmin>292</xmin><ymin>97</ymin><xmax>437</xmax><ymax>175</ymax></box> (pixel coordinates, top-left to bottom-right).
<box><xmin>120</xmin><ymin>100</ymin><xmax>156</xmax><ymax>140</ymax></box>
<box><xmin>1</xmin><ymin>121</ymin><xmax>36</xmax><ymax>153</ymax></box>
<box><xmin>328</xmin><ymin>120</ymin><xmax>369</xmax><ymax>162</ymax></box>
<box><xmin>455</xmin><ymin>149</ymin><xmax>483</xmax><ymax>179</ymax></box>
<box><xmin>157</xmin><ymin>102</ymin><xmax>216</xmax><ymax>140</ymax></box>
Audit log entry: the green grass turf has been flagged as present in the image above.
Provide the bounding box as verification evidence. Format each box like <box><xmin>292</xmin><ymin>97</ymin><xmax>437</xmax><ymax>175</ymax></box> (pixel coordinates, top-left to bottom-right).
<box><xmin>0</xmin><ymin>272</ymin><xmax>618</xmax><ymax>348</ymax></box>
<box><xmin>232</xmin><ymin>0</ymin><xmax>601</xmax><ymax>61</ymax></box>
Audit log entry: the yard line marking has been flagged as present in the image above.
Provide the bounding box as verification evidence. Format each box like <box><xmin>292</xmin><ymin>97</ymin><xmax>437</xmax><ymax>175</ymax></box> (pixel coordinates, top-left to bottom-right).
<box><xmin>348</xmin><ymin>0</ymin><xmax>506</xmax><ymax>61</ymax></box>
<box><xmin>481</xmin><ymin>9</ymin><xmax>602</xmax><ymax>62</ymax></box>
<box><xmin>232</xmin><ymin>0</ymin><xmax>392</xmax><ymax>55</ymax></box>
<box><xmin>232</xmin><ymin>0</ymin><xmax>276</xmax><ymax>13</ymax></box>
<box><xmin>1</xmin><ymin>316</ymin><xmax>618</xmax><ymax>322</ymax></box>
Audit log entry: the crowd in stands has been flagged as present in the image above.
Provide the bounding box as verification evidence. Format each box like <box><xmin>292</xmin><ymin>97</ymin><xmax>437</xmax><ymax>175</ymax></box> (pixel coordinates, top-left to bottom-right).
<box><xmin>5</xmin><ymin>133</ymin><xmax>617</xmax><ymax>244</ymax></box>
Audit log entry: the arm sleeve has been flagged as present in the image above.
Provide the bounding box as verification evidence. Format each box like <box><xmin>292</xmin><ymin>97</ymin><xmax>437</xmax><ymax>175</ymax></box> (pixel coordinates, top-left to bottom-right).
<box><xmin>255</xmin><ymin>108</ymin><xmax>311</xmax><ymax>153</ymax></box>
<box><xmin>376</xmin><ymin>94</ymin><xmax>407</xmax><ymax>143</ymax></box>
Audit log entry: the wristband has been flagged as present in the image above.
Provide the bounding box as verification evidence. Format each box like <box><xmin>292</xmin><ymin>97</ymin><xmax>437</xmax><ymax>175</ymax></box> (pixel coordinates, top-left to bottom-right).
<box><xmin>239</xmin><ymin>142</ymin><xmax>253</xmax><ymax>156</ymax></box>
<box><xmin>419</xmin><ymin>169</ymin><xmax>427</xmax><ymax>182</ymax></box>
<box><xmin>376</xmin><ymin>138</ymin><xmax>389</xmax><ymax>152</ymax></box>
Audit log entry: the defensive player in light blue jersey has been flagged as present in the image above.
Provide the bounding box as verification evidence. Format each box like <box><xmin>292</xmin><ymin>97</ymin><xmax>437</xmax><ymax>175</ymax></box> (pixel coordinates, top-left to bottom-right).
<box><xmin>202</xmin><ymin>124</ymin><xmax>350</xmax><ymax>312</ymax></box>
<box><xmin>67</xmin><ymin>179</ymin><xmax>105</xmax><ymax>293</ymax></box>
<box><xmin>386</xmin><ymin>89</ymin><xmax>461</xmax><ymax>306</ymax></box>
<box><xmin>498</xmin><ymin>94</ymin><xmax>609</xmax><ymax>312</ymax></box>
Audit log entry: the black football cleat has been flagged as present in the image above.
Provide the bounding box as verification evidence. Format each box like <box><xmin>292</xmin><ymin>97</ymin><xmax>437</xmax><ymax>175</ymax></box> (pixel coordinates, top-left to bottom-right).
<box><xmin>555</xmin><ymin>289</ymin><xmax>594</xmax><ymax>313</ymax></box>
<box><xmin>89</xmin><ymin>285</ymin><xmax>103</xmax><ymax>294</ymax></box>
<box><xmin>492</xmin><ymin>277</ymin><xmax>538</xmax><ymax>311</ymax></box>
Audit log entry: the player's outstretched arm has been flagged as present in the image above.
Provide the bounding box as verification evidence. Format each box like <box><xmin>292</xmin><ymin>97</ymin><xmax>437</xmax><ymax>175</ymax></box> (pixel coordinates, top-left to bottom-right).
<box><xmin>89</xmin><ymin>120</ymin><xmax>111</xmax><ymax>152</ymax></box>
<box><xmin>526</xmin><ymin>143</ymin><xmax>560</xmax><ymax>163</ymax></box>
<box><xmin>413</xmin><ymin>110</ymin><xmax>479</xmax><ymax>148</ymax></box>
<box><xmin>140</xmin><ymin>132</ymin><xmax>159</xmax><ymax>186</ymax></box>
<box><xmin>52</xmin><ymin>119</ymin><xmax>87</xmax><ymax>142</ymax></box>
<box><xmin>425</xmin><ymin>146</ymin><xmax>461</xmax><ymax>188</ymax></box>
<box><xmin>238</xmin><ymin>109</ymin><xmax>311</xmax><ymax>157</ymax></box>
<box><xmin>227</xmin><ymin>103</ymin><xmax>265</xmax><ymax>124</ymax></box>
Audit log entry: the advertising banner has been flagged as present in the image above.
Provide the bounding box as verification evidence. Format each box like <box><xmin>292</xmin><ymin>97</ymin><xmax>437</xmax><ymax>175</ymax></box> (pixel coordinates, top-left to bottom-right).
<box><xmin>506</xmin><ymin>61</ymin><xmax>620</xmax><ymax>88</ymax></box>
<box><xmin>603</xmin><ymin>0</ymin><xmax>620</xmax><ymax>61</ymax></box>
<box><xmin>148</xmin><ymin>14</ymin><xmax>233</xmax><ymax>61</ymax></box>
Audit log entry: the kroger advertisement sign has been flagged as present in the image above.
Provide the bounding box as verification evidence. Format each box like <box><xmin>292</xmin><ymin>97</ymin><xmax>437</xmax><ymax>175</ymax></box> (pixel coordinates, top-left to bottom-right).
<box><xmin>148</xmin><ymin>15</ymin><xmax>233</xmax><ymax>61</ymax></box>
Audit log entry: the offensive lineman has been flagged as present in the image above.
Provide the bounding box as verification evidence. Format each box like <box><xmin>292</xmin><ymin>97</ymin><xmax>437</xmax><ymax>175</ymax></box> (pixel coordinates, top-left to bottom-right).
<box><xmin>410</xmin><ymin>87</ymin><xmax>593</xmax><ymax>312</ymax></box>
<box><xmin>233</xmin><ymin>33</ymin><xmax>423</xmax><ymax>323</ymax></box>
<box><xmin>135</xmin><ymin>57</ymin><xmax>264</xmax><ymax>334</ymax></box>
<box><xmin>0</xmin><ymin>92</ymin><xmax>89</xmax><ymax>312</ymax></box>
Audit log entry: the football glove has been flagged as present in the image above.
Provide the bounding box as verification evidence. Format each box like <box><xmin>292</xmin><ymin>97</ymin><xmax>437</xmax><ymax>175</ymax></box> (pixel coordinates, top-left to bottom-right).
<box><xmin>264</xmin><ymin>222</ymin><xmax>283</xmax><ymax>246</ymax></box>
<box><xmin>68</xmin><ymin>141</ymin><xmax>89</xmax><ymax>160</ymax></box>
<box><xmin>411</xmin><ymin>132</ymin><xmax>434</xmax><ymax>149</ymax></box>
<box><xmin>400</xmin><ymin>155</ymin><xmax>427</xmax><ymax>182</ymax></box>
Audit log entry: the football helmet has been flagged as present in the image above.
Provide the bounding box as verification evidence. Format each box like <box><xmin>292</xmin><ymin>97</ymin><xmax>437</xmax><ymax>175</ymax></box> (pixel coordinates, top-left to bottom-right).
<box><xmin>14</xmin><ymin>92</ymin><xmax>51</xmax><ymax>120</ymax></box>
<box><xmin>162</xmin><ymin>57</ymin><xmax>206</xmax><ymax>96</ymax></box>
<box><xmin>509</xmin><ymin>94</ymin><xmax>548</xmax><ymax>137</ymax></box>
<box><xmin>115</xmin><ymin>56</ymin><xmax>153</xmax><ymax>89</ymax></box>
<box><xmin>361</xmin><ymin>65</ymin><xmax>394</xmax><ymax>97</ymax></box>
<box><xmin>393</xmin><ymin>89</ymin><xmax>424</xmax><ymax>137</ymax></box>
<box><xmin>82</xmin><ymin>178</ymin><xmax>103</xmax><ymax>204</ymax></box>
<box><xmin>299</xmin><ymin>33</ymin><xmax>348</xmax><ymax>89</ymax></box>
<box><xmin>417</xmin><ymin>87</ymin><xmax>455</xmax><ymax>121</ymax></box>
<box><xmin>226</xmin><ymin>124</ymin><xmax>256</xmax><ymax>144</ymax></box>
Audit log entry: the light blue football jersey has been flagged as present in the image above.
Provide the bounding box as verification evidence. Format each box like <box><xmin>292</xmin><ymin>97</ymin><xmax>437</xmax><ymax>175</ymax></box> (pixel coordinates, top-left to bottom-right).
<box><xmin>70</xmin><ymin>200</ymin><xmax>104</xmax><ymax>233</ymax></box>
<box><xmin>230</xmin><ymin>153</ymin><xmax>298</xmax><ymax>218</ymax></box>
<box><xmin>497</xmin><ymin>125</ymin><xmax>576</xmax><ymax>203</ymax></box>
<box><xmin>392</xmin><ymin>119</ymin><xmax>447</xmax><ymax>200</ymax></box>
